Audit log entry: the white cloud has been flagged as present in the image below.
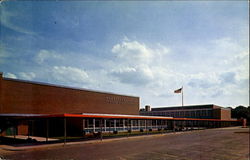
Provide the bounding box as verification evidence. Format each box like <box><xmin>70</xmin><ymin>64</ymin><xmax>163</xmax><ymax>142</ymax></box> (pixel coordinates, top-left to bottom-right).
<box><xmin>112</xmin><ymin>40</ymin><xmax>169</xmax><ymax>65</ymax></box>
<box><xmin>35</xmin><ymin>49</ymin><xmax>63</xmax><ymax>64</ymax></box>
<box><xmin>0</xmin><ymin>7</ymin><xmax>35</xmax><ymax>35</ymax></box>
<box><xmin>111</xmin><ymin>65</ymin><xmax>154</xmax><ymax>85</ymax></box>
<box><xmin>5</xmin><ymin>72</ymin><xmax>17</xmax><ymax>79</ymax></box>
<box><xmin>110</xmin><ymin>39</ymin><xmax>170</xmax><ymax>86</ymax></box>
<box><xmin>3</xmin><ymin>36</ymin><xmax>247</xmax><ymax>108</ymax></box>
<box><xmin>109</xmin><ymin>37</ymin><xmax>248</xmax><ymax>107</ymax></box>
<box><xmin>51</xmin><ymin>66</ymin><xmax>90</xmax><ymax>86</ymax></box>
<box><xmin>19</xmin><ymin>72</ymin><xmax>36</xmax><ymax>80</ymax></box>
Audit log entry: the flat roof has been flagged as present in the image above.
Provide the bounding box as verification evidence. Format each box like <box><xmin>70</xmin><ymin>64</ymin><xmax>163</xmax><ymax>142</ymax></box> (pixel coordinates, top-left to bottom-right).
<box><xmin>0</xmin><ymin>113</ymin><xmax>238</xmax><ymax>122</ymax></box>
<box><xmin>148</xmin><ymin>104</ymin><xmax>223</xmax><ymax>111</ymax></box>
<box><xmin>0</xmin><ymin>113</ymin><xmax>45</xmax><ymax>117</ymax></box>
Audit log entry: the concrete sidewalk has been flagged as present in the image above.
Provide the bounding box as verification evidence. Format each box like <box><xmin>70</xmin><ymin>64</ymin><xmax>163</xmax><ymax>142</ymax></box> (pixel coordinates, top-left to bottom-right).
<box><xmin>4</xmin><ymin>135</ymin><xmax>58</xmax><ymax>142</ymax></box>
<box><xmin>0</xmin><ymin>130</ymin><xmax>188</xmax><ymax>153</ymax></box>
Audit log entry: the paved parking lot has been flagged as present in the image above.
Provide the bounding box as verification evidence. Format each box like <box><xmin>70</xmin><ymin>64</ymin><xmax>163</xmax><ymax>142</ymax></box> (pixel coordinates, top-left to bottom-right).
<box><xmin>1</xmin><ymin>127</ymin><xmax>249</xmax><ymax>160</ymax></box>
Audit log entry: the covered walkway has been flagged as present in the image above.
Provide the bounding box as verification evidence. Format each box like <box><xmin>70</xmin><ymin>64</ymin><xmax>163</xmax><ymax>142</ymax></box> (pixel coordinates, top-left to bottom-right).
<box><xmin>0</xmin><ymin>113</ymin><xmax>241</xmax><ymax>145</ymax></box>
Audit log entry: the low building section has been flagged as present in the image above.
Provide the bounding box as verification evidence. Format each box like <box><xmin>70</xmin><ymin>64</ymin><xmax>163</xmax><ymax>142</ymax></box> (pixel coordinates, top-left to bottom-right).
<box><xmin>140</xmin><ymin>104</ymin><xmax>231</xmax><ymax>120</ymax></box>
<box><xmin>0</xmin><ymin>113</ymin><xmax>239</xmax><ymax>138</ymax></box>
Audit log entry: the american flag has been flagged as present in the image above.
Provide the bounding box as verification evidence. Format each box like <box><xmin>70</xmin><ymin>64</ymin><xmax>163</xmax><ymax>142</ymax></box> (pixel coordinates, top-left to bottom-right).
<box><xmin>174</xmin><ymin>87</ymin><xmax>182</xmax><ymax>93</ymax></box>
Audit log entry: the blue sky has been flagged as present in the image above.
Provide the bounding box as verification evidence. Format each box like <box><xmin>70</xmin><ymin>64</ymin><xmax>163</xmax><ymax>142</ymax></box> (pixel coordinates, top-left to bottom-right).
<box><xmin>0</xmin><ymin>1</ymin><xmax>249</xmax><ymax>108</ymax></box>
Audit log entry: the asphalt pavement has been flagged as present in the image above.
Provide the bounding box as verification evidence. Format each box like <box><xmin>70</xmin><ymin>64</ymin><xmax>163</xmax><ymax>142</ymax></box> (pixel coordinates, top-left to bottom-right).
<box><xmin>0</xmin><ymin>127</ymin><xmax>249</xmax><ymax>160</ymax></box>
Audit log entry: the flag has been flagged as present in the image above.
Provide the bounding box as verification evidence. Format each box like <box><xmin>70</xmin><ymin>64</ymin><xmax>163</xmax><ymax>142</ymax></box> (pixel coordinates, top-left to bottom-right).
<box><xmin>174</xmin><ymin>87</ymin><xmax>182</xmax><ymax>93</ymax></box>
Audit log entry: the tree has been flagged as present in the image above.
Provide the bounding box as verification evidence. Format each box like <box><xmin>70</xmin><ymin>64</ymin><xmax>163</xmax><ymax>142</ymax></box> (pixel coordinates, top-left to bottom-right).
<box><xmin>231</xmin><ymin>105</ymin><xmax>250</xmax><ymax>125</ymax></box>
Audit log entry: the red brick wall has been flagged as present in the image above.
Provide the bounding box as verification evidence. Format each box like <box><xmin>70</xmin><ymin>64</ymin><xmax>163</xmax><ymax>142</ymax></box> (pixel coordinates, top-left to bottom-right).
<box><xmin>220</xmin><ymin>109</ymin><xmax>231</xmax><ymax>120</ymax></box>
<box><xmin>0</xmin><ymin>76</ymin><xmax>139</xmax><ymax>115</ymax></box>
<box><xmin>18</xmin><ymin>123</ymin><xmax>28</xmax><ymax>135</ymax></box>
<box><xmin>213</xmin><ymin>108</ymin><xmax>231</xmax><ymax>120</ymax></box>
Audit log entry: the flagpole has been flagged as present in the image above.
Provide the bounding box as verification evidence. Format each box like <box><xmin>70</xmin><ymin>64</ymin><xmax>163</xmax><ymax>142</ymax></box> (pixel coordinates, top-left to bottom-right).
<box><xmin>182</xmin><ymin>86</ymin><xmax>184</xmax><ymax>129</ymax></box>
<box><xmin>182</xmin><ymin>86</ymin><xmax>183</xmax><ymax>107</ymax></box>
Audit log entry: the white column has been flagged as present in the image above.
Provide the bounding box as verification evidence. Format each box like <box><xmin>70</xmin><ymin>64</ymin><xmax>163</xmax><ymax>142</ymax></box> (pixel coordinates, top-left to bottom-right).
<box><xmin>104</xmin><ymin>119</ymin><xmax>106</xmax><ymax>132</ymax></box>
<box><xmin>93</xmin><ymin>119</ymin><xmax>95</xmax><ymax>132</ymax></box>
<box><xmin>131</xmin><ymin>120</ymin><xmax>133</xmax><ymax>131</ymax></box>
<box><xmin>156</xmin><ymin>120</ymin><xmax>157</xmax><ymax>130</ymax></box>
<box><xmin>114</xmin><ymin>119</ymin><xmax>116</xmax><ymax>131</ymax></box>
<box><xmin>123</xmin><ymin>119</ymin><xmax>125</xmax><ymax>131</ymax></box>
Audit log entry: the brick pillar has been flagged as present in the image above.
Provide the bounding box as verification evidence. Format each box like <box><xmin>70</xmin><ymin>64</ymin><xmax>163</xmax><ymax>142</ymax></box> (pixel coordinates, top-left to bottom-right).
<box><xmin>242</xmin><ymin>119</ymin><xmax>247</xmax><ymax>128</ymax></box>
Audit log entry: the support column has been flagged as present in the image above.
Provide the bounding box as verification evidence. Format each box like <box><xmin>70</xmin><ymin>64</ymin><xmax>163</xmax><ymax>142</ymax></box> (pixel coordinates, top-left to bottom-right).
<box><xmin>156</xmin><ymin>120</ymin><xmax>157</xmax><ymax>130</ymax></box>
<box><xmin>131</xmin><ymin>120</ymin><xmax>133</xmax><ymax>131</ymax></box>
<box><xmin>104</xmin><ymin>119</ymin><xmax>107</xmax><ymax>132</ymax></box>
<box><xmin>109</xmin><ymin>120</ymin><xmax>111</xmax><ymax>133</ymax></box>
<box><xmin>123</xmin><ymin>119</ymin><xmax>125</xmax><ymax>131</ymax></box>
<box><xmin>114</xmin><ymin>119</ymin><xmax>117</xmax><ymax>131</ymax></box>
<box><xmin>173</xmin><ymin>120</ymin><xmax>176</xmax><ymax>132</ymax></box>
<box><xmin>87</xmin><ymin>119</ymin><xmax>89</xmax><ymax>130</ymax></box>
<box><xmin>28</xmin><ymin>120</ymin><xmax>31</xmax><ymax>139</ymax></box>
<box><xmin>93</xmin><ymin>119</ymin><xmax>95</xmax><ymax>132</ymax></box>
<box><xmin>13</xmin><ymin>121</ymin><xmax>16</xmax><ymax>141</ymax></box>
<box><xmin>150</xmin><ymin>120</ymin><xmax>152</xmax><ymax>130</ymax></box>
<box><xmin>31</xmin><ymin>120</ymin><xmax>34</xmax><ymax>137</ymax></box>
<box><xmin>138</xmin><ymin>120</ymin><xmax>140</xmax><ymax>130</ymax></box>
<box><xmin>100</xmin><ymin>119</ymin><xmax>103</xmax><ymax>141</ymax></box>
<box><xmin>46</xmin><ymin>119</ymin><xmax>49</xmax><ymax>142</ymax></box>
<box><xmin>64</xmin><ymin>118</ymin><xmax>67</xmax><ymax>145</ymax></box>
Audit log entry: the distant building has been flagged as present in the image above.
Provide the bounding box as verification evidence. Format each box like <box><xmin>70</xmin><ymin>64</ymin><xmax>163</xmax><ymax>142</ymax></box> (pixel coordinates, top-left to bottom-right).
<box><xmin>140</xmin><ymin>104</ymin><xmax>231</xmax><ymax>120</ymax></box>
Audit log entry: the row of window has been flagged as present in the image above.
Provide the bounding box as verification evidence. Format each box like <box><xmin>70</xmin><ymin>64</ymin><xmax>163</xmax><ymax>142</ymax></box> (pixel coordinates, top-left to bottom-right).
<box><xmin>83</xmin><ymin>119</ymin><xmax>169</xmax><ymax>128</ymax></box>
<box><xmin>142</xmin><ymin>109</ymin><xmax>213</xmax><ymax>118</ymax></box>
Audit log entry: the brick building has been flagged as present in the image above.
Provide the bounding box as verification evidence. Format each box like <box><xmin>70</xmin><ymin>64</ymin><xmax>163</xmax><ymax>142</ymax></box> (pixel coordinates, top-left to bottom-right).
<box><xmin>0</xmin><ymin>72</ymin><xmax>238</xmax><ymax>139</ymax></box>
<box><xmin>140</xmin><ymin>104</ymin><xmax>231</xmax><ymax>120</ymax></box>
<box><xmin>0</xmin><ymin>73</ymin><xmax>139</xmax><ymax>115</ymax></box>
<box><xmin>0</xmin><ymin>72</ymin><xmax>139</xmax><ymax>136</ymax></box>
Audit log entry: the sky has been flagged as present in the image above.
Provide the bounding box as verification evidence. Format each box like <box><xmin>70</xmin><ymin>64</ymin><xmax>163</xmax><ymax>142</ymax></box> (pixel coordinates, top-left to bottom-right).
<box><xmin>0</xmin><ymin>1</ymin><xmax>249</xmax><ymax>108</ymax></box>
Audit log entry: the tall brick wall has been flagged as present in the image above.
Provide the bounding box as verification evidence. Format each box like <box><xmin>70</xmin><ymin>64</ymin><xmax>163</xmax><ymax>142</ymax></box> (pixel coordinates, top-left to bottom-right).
<box><xmin>0</xmin><ymin>76</ymin><xmax>139</xmax><ymax>115</ymax></box>
<box><xmin>213</xmin><ymin>108</ymin><xmax>231</xmax><ymax>120</ymax></box>
<box><xmin>220</xmin><ymin>108</ymin><xmax>231</xmax><ymax>120</ymax></box>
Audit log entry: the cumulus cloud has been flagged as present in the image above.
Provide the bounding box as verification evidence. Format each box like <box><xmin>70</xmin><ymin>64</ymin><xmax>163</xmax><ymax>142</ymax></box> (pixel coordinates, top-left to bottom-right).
<box><xmin>3</xmin><ymin>36</ymin><xmax>247</xmax><ymax>107</ymax></box>
<box><xmin>35</xmin><ymin>49</ymin><xmax>63</xmax><ymax>64</ymax></box>
<box><xmin>5</xmin><ymin>72</ymin><xmax>17</xmax><ymax>79</ymax></box>
<box><xmin>112</xmin><ymin>41</ymin><xmax>153</xmax><ymax>64</ymax></box>
<box><xmin>111</xmin><ymin>66</ymin><xmax>154</xmax><ymax>85</ymax></box>
<box><xmin>19</xmin><ymin>72</ymin><xmax>36</xmax><ymax>80</ymax></box>
<box><xmin>51</xmin><ymin>66</ymin><xmax>90</xmax><ymax>86</ymax></box>
<box><xmin>112</xmin><ymin>40</ymin><xmax>169</xmax><ymax>65</ymax></box>
<box><xmin>4</xmin><ymin>72</ymin><xmax>36</xmax><ymax>81</ymax></box>
<box><xmin>110</xmin><ymin>39</ymin><xmax>169</xmax><ymax>86</ymax></box>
